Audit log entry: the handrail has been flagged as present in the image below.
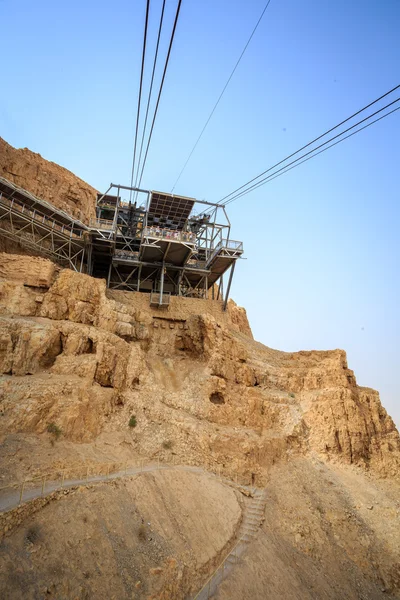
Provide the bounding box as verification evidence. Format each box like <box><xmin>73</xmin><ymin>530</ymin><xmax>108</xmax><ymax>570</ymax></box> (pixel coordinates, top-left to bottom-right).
<box><xmin>89</xmin><ymin>218</ymin><xmax>114</xmax><ymax>230</ymax></box>
<box><xmin>206</xmin><ymin>239</ymin><xmax>243</xmax><ymax>266</ymax></box>
<box><xmin>0</xmin><ymin>194</ymin><xmax>84</xmax><ymax>239</ymax></box>
<box><xmin>114</xmin><ymin>249</ymin><xmax>140</xmax><ymax>260</ymax></box>
<box><xmin>0</xmin><ymin>458</ymin><xmax>264</xmax><ymax>599</ymax></box>
<box><xmin>192</xmin><ymin>488</ymin><xmax>265</xmax><ymax>599</ymax></box>
<box><xmin>144</xmin><ymin>227</ymin><xmax>197</xmax><ymax>244</ymax></box>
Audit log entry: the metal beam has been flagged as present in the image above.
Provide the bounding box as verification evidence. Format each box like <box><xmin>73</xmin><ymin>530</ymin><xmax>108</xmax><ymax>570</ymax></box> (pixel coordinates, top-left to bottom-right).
<box><xmin>136</xmin><ymin>264</ymin><xmax>142</xmax><ymax>291</ymax></box>
<box><xmin>223</xmin><ymin>262</ymin><xmax>236</xmax><ymax>311</ymax></box>
<box><xmin>159</xmin><ymin>265</ymin><xmax>165</xmax><ymax>305</ymax></box>
<box><xmin>110</xmin><ymin>183</ymin><xmax>150</xmax><ymax>194</ymax></box>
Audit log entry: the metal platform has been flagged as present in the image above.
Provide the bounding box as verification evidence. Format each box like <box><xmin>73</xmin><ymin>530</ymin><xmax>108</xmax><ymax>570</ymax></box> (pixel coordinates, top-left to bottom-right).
<box><xmin>0</xmin><ymin>177</ymin><xmax>244</xmax><ymax>310</ymax></box>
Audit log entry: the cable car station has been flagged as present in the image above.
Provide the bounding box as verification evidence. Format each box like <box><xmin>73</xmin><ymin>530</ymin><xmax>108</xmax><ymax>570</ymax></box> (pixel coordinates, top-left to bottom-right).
<box><xmin>0</xmin><ymin>177</ymin><xmax>243</xmax><ymax>309</ymax></box>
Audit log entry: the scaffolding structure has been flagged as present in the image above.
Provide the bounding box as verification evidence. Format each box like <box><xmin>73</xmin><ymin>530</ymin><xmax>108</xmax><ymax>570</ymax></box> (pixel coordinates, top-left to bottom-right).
<box><xmin>0</xmin><ymin>178</ymin><xmax>243</xmax><ymax>309</ymax></box>
<box><xmin>0</xmin><ymin>177</ymin><xmax>87</xmax><ymax>271</ymax></box>
<box><xmin>91</xmin><ymin>184</ymin><xmax>243</xmax><ymax>308</ymax></box>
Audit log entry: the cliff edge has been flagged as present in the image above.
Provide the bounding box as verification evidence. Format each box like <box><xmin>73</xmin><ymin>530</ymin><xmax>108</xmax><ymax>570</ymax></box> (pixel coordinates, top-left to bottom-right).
<box><xmin>0</xmin><ymin>140</ymin><xmax>399</xmax><ymax>599</ymax></box>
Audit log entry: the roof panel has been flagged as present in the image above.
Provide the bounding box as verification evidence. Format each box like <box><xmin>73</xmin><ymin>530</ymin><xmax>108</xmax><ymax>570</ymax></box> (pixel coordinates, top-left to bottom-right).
<box><xmin>149</xmin><ymin>191</ymin><xmax>195</xmax><ymax>229</ymax></box>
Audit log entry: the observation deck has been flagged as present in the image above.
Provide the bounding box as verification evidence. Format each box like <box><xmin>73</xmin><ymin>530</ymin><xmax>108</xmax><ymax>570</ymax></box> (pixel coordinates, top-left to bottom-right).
<box><xmin>0</xmin><ymin>177</ymin><xmax>243</xmax><ymax>310</ymax></box>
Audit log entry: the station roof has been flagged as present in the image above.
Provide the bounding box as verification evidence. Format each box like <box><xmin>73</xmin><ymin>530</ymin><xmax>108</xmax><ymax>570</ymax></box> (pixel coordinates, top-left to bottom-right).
<box><xmin>149</xmin><ymin>191</ymin><xmax>195</xmax><ymax>229</ymax></box>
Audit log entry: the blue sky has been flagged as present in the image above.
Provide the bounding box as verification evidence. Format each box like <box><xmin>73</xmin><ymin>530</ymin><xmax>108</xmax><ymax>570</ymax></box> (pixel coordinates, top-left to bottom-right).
<box><xmin>1</xmin><ymin>0</ymin><xmax>399</xmax><ymax>427</ymax></box>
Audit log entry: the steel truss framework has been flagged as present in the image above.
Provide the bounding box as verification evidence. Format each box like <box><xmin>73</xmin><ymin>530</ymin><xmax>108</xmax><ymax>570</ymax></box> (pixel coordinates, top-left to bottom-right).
<box><xmin>92</xmin><ymin>184</ymin><xmax>244</xmax><ymax>308</ymax></box>
<box><xmin>0</xmin><ymin>179</ymin><xmax>87</xmax><ymax>272</ymax></box>
<box><xmin>108</xmin><ymin>260</ymin><xmax>212</xmax><ymax>297</ymax></box>
<box><xmin>0</xmin><ymin>177</ymin><xmax>244</xmax><ymax>310</ymax></box>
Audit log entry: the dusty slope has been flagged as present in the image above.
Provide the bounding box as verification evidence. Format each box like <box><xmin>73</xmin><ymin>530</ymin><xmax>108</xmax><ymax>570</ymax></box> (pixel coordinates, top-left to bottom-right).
<box><xmin>0</xmin><ymin>141</ymin><xmax>399</xmax><ymax>599</ymax></box>
<box><xmin>0</xmin><ymin>252</ymin><xmax>399</xmax><ymax>598</ymax></box>
<box><xmin>0</xmin><ymin>469</ymin><xmax>242</xmax><ymax>599</ymax></box>
<box><xmin>216</xmin><ymin>458</ymin><xmax>400</xmax><ymax>600</ymax></box>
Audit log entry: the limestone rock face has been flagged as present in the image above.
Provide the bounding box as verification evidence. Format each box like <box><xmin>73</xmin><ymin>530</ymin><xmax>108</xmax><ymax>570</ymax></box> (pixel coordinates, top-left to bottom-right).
<box><xmin>304</xmin><ymin>385</ymin><xmax>400</xmax><ymax>474</ymax></box>
<box><xmin>0</xmin><ymin>137</ymin><xmax>97</xmax><ymax>223</ymax></box>
<box><xmin>0</xmin><ymin>253</ymin><xmax>57</xmax><ymax>288</ymax></box>
<box><xmin>1</xmin><ymin>143</ymin><xmax>399</xmax><ymax>600</ymax></box>
<box><xmin>0</xmin><ymin>253</ymin><xmax>398</xmax><ymax>480</ymax></box>
<box><xmin>227</xmin><ymin>299</ymin><xmax>253</xmax><ymax>338</ymax></box>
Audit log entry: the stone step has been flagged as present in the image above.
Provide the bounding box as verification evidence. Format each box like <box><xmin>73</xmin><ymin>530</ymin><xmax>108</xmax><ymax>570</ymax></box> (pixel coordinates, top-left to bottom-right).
<box><xmin>243</xmin><ymin>515</ymin><xmax>261</xmax><ymax>523</ymax></box>
<box><xmin>242</xmin><ymin>522</ymin><xmax>261</xmax><ymax>531</ymax></box>
<box><xmin>240</xmin><ymin>533</ymin><xmax>255</xmax><ymax>542</ymax></box>
<box><xmin>241</xmin><ymin>527</ymin><xmax>258</xmax><ymax>536</ymax></box>
<box><xmin>237</xmin><ymin>536</ymin><xmax>251</xmax><ymax>545</ymax></box>
<box><xmin>244</xmin><ymin>513</ymin><xmax>262</xmax><ymax>521</ymax></box>
<box><xmin>243</xmin><ymin>521</ymin><xmax>260</xmax><ymax>528</ymax></box>
<box><xmin>226</xmin><ymin>554</ymin><xmax>238</xmax><ymax>565</ymax></box>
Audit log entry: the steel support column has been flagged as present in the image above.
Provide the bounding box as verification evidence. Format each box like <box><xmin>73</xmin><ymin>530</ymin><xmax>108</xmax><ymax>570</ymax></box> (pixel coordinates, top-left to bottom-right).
<box><xmin>159</xmin><ymin>265</ymin><xmax>165</xmax><ymax>305</ymax></box>
<box><xmin>223</xmin><ymin>262</ymin><xmax>236</xmax><ymax>311</ymax></box>
<box><xmin>136</xmin><ymin>264</ymin><xmax>142</xmax><ymax>291</ymax></box>
<box><xmin>107</xmin><ymin>262</ymin><xmax>112</xmax><ymax>287</ymax></box>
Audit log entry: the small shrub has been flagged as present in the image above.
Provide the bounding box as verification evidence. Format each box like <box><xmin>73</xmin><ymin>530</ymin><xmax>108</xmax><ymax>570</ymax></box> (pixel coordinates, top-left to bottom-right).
<box><xmin>162</xmin><ymin>440</ymin><xmax>173</xmax><ymax>450</ymax></box>
<box><xmin>128</xmin><ymin>415</ymin><xmax>137</xmax><ymax>428</ymax></box>
<box><xmin>25</xmin><ymin>524</ymin><xmax>41</xmax><ymax>545</ymax></box>
<box><xmin>137</xmin><ymin>524</ymin><xmax>147</xmax><ymax>541</ymax></box>
<box><xmin>289</xmin><ymin>393</ymin><xmax>295</xmax><ymax>399</ymax></box>
<box><xmin>47</xmin><ymin>422</ymin><xmax>62</xmax><ymax>439</ymax></box>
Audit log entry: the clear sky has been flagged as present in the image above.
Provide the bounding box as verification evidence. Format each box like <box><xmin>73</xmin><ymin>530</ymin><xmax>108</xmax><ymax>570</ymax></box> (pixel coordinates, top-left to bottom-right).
<box><xmin>1</xmin><ymin>0</ymin><xmax>399</xmax><ymax>427</ymax></box>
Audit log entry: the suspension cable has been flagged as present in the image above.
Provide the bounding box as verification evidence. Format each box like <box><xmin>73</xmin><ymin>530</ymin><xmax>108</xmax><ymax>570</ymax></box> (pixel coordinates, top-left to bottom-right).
<box><xmin>221</xmin><ymin>84</ymin><xmax>400</xmax><ymax>204</ymax></box>
<box><xmin>170</xmin><ymin>0</ymin><xmax>273</xmax><ymax>193</ymax></box>
<box><xmin>134</xmin><ymin>0</ymin><xmax>167</xmax><ymax>199</ymax></box>
<box><xmin>135</xmin><ymin>0</ymin><xmax>183</xmax><ymax>191</ymax></box>
<box><xmin>224</xmin><ymin>105</ymin><xmax>400</xmax><ymax>205</ymax></box>
<box><xmin>129</xmin><ymin>0</ymin><xmax>151</xmax><ymax>196</ymax></box>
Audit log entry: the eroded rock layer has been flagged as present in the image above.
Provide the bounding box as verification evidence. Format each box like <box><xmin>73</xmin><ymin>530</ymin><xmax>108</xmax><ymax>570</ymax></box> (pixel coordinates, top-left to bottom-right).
<box><xmin>0</xmin><ymin>142</ymin><xmax>399</xmax><ymax>599</ymax></box>
<box><xmin>0</xmin><ymin>137</ymin><xmax>97</xmax><ymax>223</ymax></box>
<box><xmin>0</xmin><ymin>253</ymin><xmax>398</xmax><ymax>483</ymax></box>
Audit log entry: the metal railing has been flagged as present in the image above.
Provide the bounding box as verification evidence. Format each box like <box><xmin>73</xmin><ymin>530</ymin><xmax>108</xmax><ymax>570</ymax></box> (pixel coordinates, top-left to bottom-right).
<box><xmin>206</xmin><ymin>238</ymin><xmax>243</xmax><ymax>266</ymax></box>
<box><xmin>89</xmin><ymin>217</ymin><xmax>114</xmax><ymax>230</ymax></box>
<box><xmin>144</xmin><ymin>227</ymin><xmax>197</xmax><ymax>244</ymax></box>
<box><xmin>0</xmin><ymin>457</ymin><xmax>264</xmax><ymax>599</ymax></box>
<box><xmin>185</xmin><ymin>259</ymin><xmax>208</xmax><ymax>270</ymax></box>
<box><xmin>0</xmin><ymin>457</ymin><xmax>180</xmax><ymax>513</ymax></box>
<box><xmin>0</xmin><ymin>458</ymin><xmax>250</xmax><ymax>513</ymax></box>
<box><xmin>0</xmin><ymin>193</ymin><xmax>85</xmax><ymax>239</ymax></box>
<box><xmin>114</xmin><ymin>249</ymin><xmax>140</xmax><ymax>261</ymax></box>
<box><xmin>192</xmin><ymin>490</ymin><xmax>265</xmax><ymax>599</ymax></box>
<box><xmin>222</xmin><ymin>239</ymin><xmax>243</xmax><ymax>251</ymax></box>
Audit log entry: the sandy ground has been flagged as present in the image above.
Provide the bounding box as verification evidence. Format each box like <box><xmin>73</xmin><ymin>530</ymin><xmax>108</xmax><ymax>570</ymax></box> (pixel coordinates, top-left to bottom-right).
<box><xmin>0</xmin><ymin>469</ymin><xmax>242</xmax><ymax>600</ymax></box>
<box><xmin>215</xmin><ymin>457</ymin><xmax>400</xmax><ymax>600</ymax></box>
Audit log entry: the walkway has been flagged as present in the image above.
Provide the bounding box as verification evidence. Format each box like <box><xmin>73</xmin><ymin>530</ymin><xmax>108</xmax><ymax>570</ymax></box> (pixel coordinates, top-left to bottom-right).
<box><xmin>0</xmin><ymin>462</ymin><xmax>266</xmax><ymax>600</ymax></box>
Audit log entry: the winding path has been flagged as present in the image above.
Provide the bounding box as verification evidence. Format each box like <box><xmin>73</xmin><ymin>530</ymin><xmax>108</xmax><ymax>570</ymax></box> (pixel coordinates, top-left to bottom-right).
<box><xmin>0</xmin><ymin>463</ymin><xmax>266</xmax><ymax>600</ymax></box>
<box><xmin>0</xmin><ymin>463</ymin><xmax>205</xmax><ymax>513</ymax></box>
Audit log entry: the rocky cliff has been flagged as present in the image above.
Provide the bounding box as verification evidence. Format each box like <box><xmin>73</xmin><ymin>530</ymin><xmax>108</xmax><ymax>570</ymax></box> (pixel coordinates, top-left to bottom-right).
<box><xmin>0</xmin><ymin>143</ymin><xmax>399</xmax><ymax>599</ymax></box>
<box><xmin>0</xmin><ymin>253</ymin><xmax>398</xmax><ymax>484</ymax></box>
<box><xmin>0</xmin><ymin>137</ymin><xmax>97</xmax><ymax>223</ymax></box>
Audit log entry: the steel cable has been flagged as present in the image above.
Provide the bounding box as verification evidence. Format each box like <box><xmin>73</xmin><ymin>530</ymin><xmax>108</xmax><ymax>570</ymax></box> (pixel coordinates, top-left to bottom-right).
<box><xmin>130</xmin><ymin>0</ymin><xmax>151</xmax><ymax>195</ymax></box>
<box><xmin>136</xmin><ymin>0</ymin><xmax>183</xmax><ymax>191</ymax></box>
<box><xmin>221</xmin><ymin>84</ymin><xmax>400</xmax><ymax>204</ymax></box>
<box><xmin>170</xmin><ymin>0</ymin><xmax>273</xmax><ymax>193</ymax></box>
